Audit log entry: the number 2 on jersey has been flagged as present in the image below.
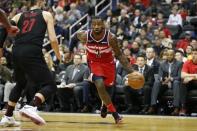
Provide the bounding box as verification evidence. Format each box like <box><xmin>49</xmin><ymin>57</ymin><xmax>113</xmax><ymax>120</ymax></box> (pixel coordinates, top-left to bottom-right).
<box><xmin>22</xmin><ymin>19</ymin><xmax>36</xmax><ymax>33</ymax></box>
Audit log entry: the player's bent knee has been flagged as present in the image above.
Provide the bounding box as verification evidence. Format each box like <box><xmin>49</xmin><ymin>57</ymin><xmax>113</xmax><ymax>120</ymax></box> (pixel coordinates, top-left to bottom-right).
<box><xmin>38</xmin><ymin>83</ymin><xmax>57</xmax><ymax>99</ymax></box>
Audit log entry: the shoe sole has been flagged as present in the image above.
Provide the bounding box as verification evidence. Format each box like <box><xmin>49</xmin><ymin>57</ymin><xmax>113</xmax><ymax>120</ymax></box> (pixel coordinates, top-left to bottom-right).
<box><xmin>19</xmin><ymin>111</ymin><xmax>45</xmax><ymax>126</ymax></box>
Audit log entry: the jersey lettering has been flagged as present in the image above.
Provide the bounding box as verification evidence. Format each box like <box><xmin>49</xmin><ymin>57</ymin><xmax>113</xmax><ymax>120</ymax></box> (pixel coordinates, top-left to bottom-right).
<box><xmin>22</xmin><ymin>18</ymin><xmax>36</xmax><ymax>33</ymax></box>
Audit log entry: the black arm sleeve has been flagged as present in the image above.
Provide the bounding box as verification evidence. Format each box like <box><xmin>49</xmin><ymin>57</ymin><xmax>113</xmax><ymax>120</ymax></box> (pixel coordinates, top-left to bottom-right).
<box><xmin>69</xmin><ymin>35</ymin><xmax>79</xmax><ymax>52</ymax></box>
<box><xmin>0</xmin><ymin>26</ymin><xmax>7</xmax><ymax>48</ymax></box>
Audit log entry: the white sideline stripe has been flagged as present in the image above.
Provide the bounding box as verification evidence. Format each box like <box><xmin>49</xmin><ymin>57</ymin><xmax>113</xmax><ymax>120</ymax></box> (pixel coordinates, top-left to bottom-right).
<box><xmin>34</xmin><ymin>112</ymin><xmax>197</xmax><ymax>120</ymax></box>
<box><xmin>2</xmin><ymin>111</ymin><xmax>196</xmax><ymax>120</ymax></box>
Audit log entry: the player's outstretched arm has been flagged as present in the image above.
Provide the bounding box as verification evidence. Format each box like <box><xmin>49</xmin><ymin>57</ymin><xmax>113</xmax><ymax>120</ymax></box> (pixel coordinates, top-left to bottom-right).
<box><xmin>109</xmin><ymin>34</ymin><xmax>134</xmax><ymax>73</ymax></box>
<box><xmin>0</xmin><ymin>9</ymin><xmax>11</xmax><ymax>29</ymax></box>
<box><xmin>0</xmin><ymin>27</ymin><xmax>7</xmax><ymax>57</ymax></box>
<box><xmin>68</xmin><ymin>30</ymin><xmax>87</xmax><ymax>61</ymax></box>
<box><xmin>43</xmin><ymin>11</ymin><xmax>61</xmax><ymax>62</ymax></box>
<box><xmin>0</xmin><ymin>9</ymin><xmax>19</xmax><ymax>36</ymax></box>
<box><xmin>69</xmin><ymin>30</ymin><xmax>87</xmax><ymax>52</ymax></box>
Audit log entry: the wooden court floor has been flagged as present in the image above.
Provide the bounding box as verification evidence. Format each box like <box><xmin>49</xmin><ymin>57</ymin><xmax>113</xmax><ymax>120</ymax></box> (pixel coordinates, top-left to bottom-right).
<box><xmin>0</xmin><ymin>111</ymin><xmax>197</xmax><ymax>131</ymax></box>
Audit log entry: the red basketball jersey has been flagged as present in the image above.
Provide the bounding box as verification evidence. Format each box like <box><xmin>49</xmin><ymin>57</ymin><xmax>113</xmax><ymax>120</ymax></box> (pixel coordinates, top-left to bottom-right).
<box><xmin>86</xmin><ymin>30</ymin><xmax>116</xmax><ymax>86</ymax></box>
<box><xmin>85</xmin><ymin>30</ymin><xmax>114</xmax><ymax>62</ymax></box>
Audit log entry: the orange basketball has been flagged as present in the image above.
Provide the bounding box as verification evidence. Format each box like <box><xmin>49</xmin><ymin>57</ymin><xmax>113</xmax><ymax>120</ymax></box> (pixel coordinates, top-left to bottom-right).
<box><xmin>127</xmin><ymin>72</ymin><xmax>145</xmax><ymax>89</ymax></box>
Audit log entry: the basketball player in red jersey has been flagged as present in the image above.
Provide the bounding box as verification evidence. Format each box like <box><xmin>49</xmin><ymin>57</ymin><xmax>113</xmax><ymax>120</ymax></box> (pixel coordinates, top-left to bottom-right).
<box><xmin>69</xmin><ymin>16</ymin><xmax>137</xmax><ymax>124</ymax></box>
<box><xmin>0</xmin><ymin>0</ymin><xmax>61</xmax><ymax>127</ymax></box>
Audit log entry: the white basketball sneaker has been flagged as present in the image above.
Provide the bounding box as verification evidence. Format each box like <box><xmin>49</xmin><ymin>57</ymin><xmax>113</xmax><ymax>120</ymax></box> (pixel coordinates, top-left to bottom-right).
<box><xmin>19</xmin><ymin>105</ymin><xmax>46</xmax><ymax>125</ymax></box>
<box><xmin>0</xmin><ymin>115</ymin><xmax>20</xmax><ymax>127</ymax></box>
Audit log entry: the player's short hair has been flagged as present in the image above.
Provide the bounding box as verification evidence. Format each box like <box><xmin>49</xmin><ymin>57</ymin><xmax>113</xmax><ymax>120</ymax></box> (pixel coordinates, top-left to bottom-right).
<box><xmin>30</xmin><ymin>0</ymin><xmax>43</xmax><ymax>6</ymax></box>
<box><xmin>30</xmin><ymin>0</ymin><xmax>37</xmax><ymax>5</ymax></box>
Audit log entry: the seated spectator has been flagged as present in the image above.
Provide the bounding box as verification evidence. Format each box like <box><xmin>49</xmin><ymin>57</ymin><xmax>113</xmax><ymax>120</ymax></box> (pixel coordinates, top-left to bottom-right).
<box><xmin>146</xmin><ymin>49</ymin><xmax>182</xmax><ymax>115</ymax></box>
<box><xmin>159</xmin><ymin>30</ymin><xmax>173</xmax><ymax>49</ymax></box>
<box><xmin>133</xmin><ymin>0</ymin><xmax>146</xmax><ymax>11</ymax></box>
<box><xmin>158</xmin><ymin>22</ymin><xmax>172</xmax><ymax>38</ymax></box>
<box><xmin>118</xmin><ymin>9</ymin><xmax>130</xmax><ymax>31</ymax></box>
<box><xmin>0</xmin><ymin>57</ymin><xmax>12</xmax><ymax>82</ymax></box>
<box><xmin>3</xmin><ymin>81</ymin><xmax>15</xmax><ymax>109</ymax></box>
<box><xmin>130</xmin><ymin>41</ymin><xmax>142</xmax><ymax>57</ymax></box>
<box><xmin>125</xmin><ymin>24</ymin><xmax>137</xmax><ymax>41</ymax></box>
<box><xmin>0</xmin><ymin>57</ymin><xmax>13</xmax><ymax>109</ymax></box>
<box><xmin>122</xmin><ymin>54</ymin><xmax>154</xmax><ymax>114</ymax></box>
<box><xmin>180</xmin><ymin>48</ymin><xmax>197</xmax><ymax>116</ymax></box>
<box><xmin>155</xmin><ymin>13</ymin><xmax>165</xmax><ymax>26</ymax></box>
<box><xmin>167</xmin><ymin>7</ymin><xmax>182</xmax><ymax>27</ymax></box>
<box><xmin>54</xmin><ymin>6</ymin><xmax>64</xmax><ymax>24</ymax></box>
<box><xmin>115</xmin><ymin>58</ymin><xmax>127</xmax><ymax>79</ymax></box>
<box><xmin>57</xmin><ymin>54</ymin><xmax>89</xmax><ymax>112</ymax></box>
<box><xmin>67</xmin><ymin>3</ymin><xmax>81</xmax><ymax>24</ymax></box>
<box><xmin>175</xmin><ymin>50</ymin><xmax>187</xmax><ymax>63</ymax></box>
<box><xmin>185</xmin><ymin>45</ymin><xmax>193</xmax><ymax>60</ymax></box>
<box><xmin>123</xmin><ymin>48</ymin><xmax>136</xmax><ymax>65</ymax></box>
<box><xmin>176</xmin><ymin>31</ymin><xmax>191</xmax><ymax>52</ymax></box>
<box><xmin>146</xmin><ymin>47</ymin><xmax>160</xmax><ymax>78</ymax></box>
<box><xmin>132</xmin><ymin>9</ymin><xmax>141</xmax><ymax>28</ymax></box>
<box><xmin>77</xmin><ymin>0</ymin><xmax>90</xmax><ymax>15</ymax></box>
<box><xmin>152</xmin><ymin>38</ymin><xmax>165</xmax><ymax>57</ymax></box>
<box><xmin>190</xmin><ymin>39</ymin><xmax>197</xmax><ymax>50</ymax></box>
<box><xmin>159</xmin><ymin>48</ymin><xmax>168</xmax><ymax>62</ymax></box>
<box><xmin>145</xmin><ymin>3</ymin><xmax>162</xmax><ymax>18</ymax></box>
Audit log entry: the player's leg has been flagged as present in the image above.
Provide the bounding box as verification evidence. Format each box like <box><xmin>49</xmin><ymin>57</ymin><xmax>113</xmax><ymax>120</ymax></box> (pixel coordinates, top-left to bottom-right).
<box><xmin>100</xmin><ymin>86</ymin><xmax>114</xmax><ymax>118</ymax></box>
<box><xmin>19</xmin><ymin>55</ymin><xmax>56</xmax><ymax>125</ymax></box>
<box><xmin>0</xmin><ymin>61</ymin><xmax>26</xmax><ymax>127</ymax></box>
<box><xmin>94</xmin><ymin>76</ymin><xmax>122</xmax><ymax>124</ymax></box>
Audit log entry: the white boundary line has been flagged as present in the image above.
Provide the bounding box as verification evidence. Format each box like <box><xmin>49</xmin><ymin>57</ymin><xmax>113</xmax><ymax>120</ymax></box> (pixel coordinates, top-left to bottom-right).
<box><xmin>35</xmin><ymin>112</ymin><xmax>197</xmax><ymax>120</ymax></box>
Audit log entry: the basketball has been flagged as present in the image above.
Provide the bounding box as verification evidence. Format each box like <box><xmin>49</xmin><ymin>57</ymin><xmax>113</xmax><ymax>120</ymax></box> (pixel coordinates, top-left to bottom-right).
<box><xmin>127</xmin><ymin>72</ymin><xmax>145</xmax><ymax>89</ymax></box>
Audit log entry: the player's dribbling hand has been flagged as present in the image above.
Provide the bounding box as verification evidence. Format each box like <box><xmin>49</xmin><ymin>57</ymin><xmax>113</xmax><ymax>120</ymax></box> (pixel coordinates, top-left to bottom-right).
<box><xmin>7</xmin><ymin>26</ymin><xmax>19</xmax><ymax>36</ymax></box>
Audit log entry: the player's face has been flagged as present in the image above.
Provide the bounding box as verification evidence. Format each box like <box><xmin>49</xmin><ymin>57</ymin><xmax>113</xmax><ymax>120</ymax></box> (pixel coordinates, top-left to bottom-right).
<box><xmin>91</xmin><ymin>19</ymin><xmax>104</xmax><ymax>34</ymax></box>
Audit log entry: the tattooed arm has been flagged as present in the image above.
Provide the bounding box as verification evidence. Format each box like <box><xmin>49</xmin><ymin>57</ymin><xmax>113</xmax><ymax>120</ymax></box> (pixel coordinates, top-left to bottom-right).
<box><xmin>0</xmin><ymin>9</ymin><xmax>19</xmax><ymax>36</ymax></box>
<box><xmin>69</xmin><ymin>30</ymin><xmax>87</xmax><ymax>52</ymax></box>
<box><xmin>109</xmin><ymin>34</ymin><xmax>134</xmax><ymax>73</ymax></box>
<box><xmin>76</xmin><ymin>30</ymin><xmax>87</xmax><ymax>43</ymax></box>
<box><xmin>0</xmin><ymin>9</ymin><xmax>11</xmax><ymax>29</ymax></box>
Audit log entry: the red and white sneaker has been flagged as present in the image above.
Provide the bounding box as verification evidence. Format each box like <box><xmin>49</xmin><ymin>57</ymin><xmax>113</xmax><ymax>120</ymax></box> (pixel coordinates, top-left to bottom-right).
<box><xmin>19</xmin><ymin>105</ymin><xmax>46</xmax><ymax>125</ymax></box>
<box><xmin>112</xmin><ymin>112</ymin><xmax>123</xmax><ymax>124</ymax></box>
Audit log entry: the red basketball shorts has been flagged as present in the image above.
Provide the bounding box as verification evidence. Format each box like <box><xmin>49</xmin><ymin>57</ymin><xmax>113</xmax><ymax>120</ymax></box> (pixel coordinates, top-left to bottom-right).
<box><xmin>88</xmin><ymin>60</ymin><xmax>115</xmax><ymax>87</ymax></box>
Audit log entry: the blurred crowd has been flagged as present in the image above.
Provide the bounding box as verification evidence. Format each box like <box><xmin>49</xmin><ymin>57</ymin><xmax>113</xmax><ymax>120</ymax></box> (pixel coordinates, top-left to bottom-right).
<box><xmin>0</xmin><ymin>0</ymin><xmax>197</xmax><ymax>116</ymax></box>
